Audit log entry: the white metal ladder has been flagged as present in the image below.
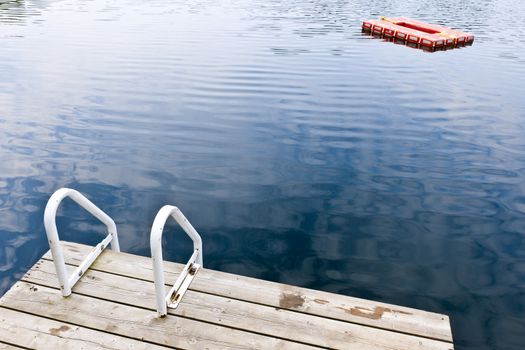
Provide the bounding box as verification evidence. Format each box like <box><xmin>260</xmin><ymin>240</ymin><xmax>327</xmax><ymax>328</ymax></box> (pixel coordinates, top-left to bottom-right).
<box><xmin>44</xmin><ymin>188</ymin><xmax>120</xmax><ymax>296</ymax></box>
<box><xmin>150</xmin><ymin>205</ymin><xmax>203</xmax><ymax>317</ymax></box>
<box><xmin>44</xmin><ymin>188</ymin><xmax>203</xmax><ymax>318</ymax></box>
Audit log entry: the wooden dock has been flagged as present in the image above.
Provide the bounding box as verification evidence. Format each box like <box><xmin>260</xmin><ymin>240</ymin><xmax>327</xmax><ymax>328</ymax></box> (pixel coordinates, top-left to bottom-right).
<box><xmin>0</xmin><ymin>241</ymin><xmax>454</xmax><ymax>350</ymax></box>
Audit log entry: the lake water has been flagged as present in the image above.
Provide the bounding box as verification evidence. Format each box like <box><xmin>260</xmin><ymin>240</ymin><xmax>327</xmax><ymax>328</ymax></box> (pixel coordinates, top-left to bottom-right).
<box><xmin>1</xmin><ymin>0</ymin><xmax>524</xmax><ymax>349</ymax></box>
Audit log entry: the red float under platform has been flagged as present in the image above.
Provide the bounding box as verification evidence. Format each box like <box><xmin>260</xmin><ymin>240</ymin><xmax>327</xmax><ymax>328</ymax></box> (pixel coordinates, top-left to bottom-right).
<box><xmin>362</xmin><ymin>17</ymin><xmax>474</xmax><ymax>51</ymax></box>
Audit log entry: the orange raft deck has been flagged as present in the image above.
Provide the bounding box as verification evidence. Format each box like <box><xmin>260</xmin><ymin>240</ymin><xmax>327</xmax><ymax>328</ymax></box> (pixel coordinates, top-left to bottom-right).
<box><xmin>362</xmin><ymin>17</ymin><xmax>474</xmax><ymax>49</ymax></box>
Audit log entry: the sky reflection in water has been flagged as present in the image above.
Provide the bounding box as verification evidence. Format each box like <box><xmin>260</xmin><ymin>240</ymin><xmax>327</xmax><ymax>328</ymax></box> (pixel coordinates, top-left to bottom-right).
<box><xmin>1</xmin><ymin>1</ymin><xmax>525</xmax><ymax>349</ymax></box>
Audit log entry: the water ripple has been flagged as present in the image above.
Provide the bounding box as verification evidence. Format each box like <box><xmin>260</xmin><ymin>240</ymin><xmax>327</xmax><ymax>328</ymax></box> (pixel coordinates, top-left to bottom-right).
<box><xmin>1</xmin><ymin>1</ymin><xmax>525</xmax><ymax>349</ymax></box>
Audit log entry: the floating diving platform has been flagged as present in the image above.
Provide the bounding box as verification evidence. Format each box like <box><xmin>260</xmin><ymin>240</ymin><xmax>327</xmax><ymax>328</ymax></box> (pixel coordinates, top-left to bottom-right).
<box><xmin>0</xmin><ymin>189</ymin><xmax>454</xmax><ymax>349</ymax></box>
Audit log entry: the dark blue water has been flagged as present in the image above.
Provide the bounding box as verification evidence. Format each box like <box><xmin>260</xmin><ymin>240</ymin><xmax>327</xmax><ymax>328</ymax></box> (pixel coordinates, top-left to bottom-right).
<box><xmin>1</xmin><ymin>0</ymin><xmax>524</xmax><ymax>348</ymax></box>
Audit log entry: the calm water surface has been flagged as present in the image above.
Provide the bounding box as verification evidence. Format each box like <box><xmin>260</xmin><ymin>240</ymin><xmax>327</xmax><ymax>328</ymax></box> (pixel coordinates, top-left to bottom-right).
<box><xmin>1</xmin><ymin>0</ymin><xmax>525</xmax><ymax>349</ymax></box>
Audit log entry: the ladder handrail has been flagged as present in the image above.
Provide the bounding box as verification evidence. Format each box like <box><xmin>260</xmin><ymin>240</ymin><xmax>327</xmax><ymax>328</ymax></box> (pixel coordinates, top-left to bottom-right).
<box><xmin>44</xmin><ymin>188</ymin><xmax>120</xmax><ymax>296</ymax></box>
<box><xmin>150</xmin><ymin>205</ymin><xmax>203</xmax><ymax>317</ymax></box>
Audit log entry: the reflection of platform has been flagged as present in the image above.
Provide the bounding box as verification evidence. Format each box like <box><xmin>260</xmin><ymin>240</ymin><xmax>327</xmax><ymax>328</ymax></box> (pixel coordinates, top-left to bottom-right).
<box><xmin>363</xmin><ymin>17</ymin><xmax>474</xmax><ymax>51</ymax></box>
<box><xmin>0</xmin><ymin>241</ymin><xmax>454</xmax><ymax>349</ymax></box>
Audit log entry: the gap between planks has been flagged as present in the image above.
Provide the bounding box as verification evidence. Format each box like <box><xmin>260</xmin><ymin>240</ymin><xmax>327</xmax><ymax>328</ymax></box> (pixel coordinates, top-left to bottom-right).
<box><xmin>0</xmin><ymin>241</ymin><xmax>454</xmax><ymax>350</ymax></box>
<box><xmin>0</xmin><ymin>340</ymin><xmax>27</xmax><ymax>350</ymax></box>
<box><xmin>23</xmin><ymin>258</ymin><xmax>453</xmax><ymax>350</ymax></box>
<box><xmin>44</xmin><ymin>241</ymin><xmax>453</xmax><ymax>343</ymax></box>
<box><xmin>22</xmin><ymin>262</ymin><xmax>329</xmax><ymax>349</ymax></box>
<box><xmin>1</xmin><ymin>281</ymin><xmax>322</xmax><ymax>350</ymax></box>
<box><xmin>0</xmin><ymin>307</ymin><xmax>171</xmax><ymax>350</ymax></box>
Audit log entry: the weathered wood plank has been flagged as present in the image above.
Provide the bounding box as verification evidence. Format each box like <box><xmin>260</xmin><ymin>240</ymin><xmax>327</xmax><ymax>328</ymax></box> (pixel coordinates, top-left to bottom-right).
<box><xmin>0</xmin><ymin>281</ymin><xmax>321</xmax><ymax>350</ymax></box>
<box><xmin>43</xmin><ymin>241</ymin><xmax>452</xmax><ymax>342</ymax></box>
<box><xmin>0</xmin><ymin>307</ymin><xmax>170</xmax><ymax>350</ymax></box>
<box><xmin>24</xmin><ymin>259</ymin><xmax>453</xmax><ymax>350</ymax></box>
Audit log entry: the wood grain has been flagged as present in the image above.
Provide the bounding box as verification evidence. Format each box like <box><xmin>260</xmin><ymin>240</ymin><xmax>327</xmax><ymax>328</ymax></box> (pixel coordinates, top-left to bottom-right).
<box><xmin>0</xmin><ymin>307</ymin><xmax>170</xmax><ymax>350</ymax></box>
<box><xmin>0</xmin><ymin>281</ymin><xmax>320</xmax><ymax>350</ymax></box>
<box><xmin>23</xmin><ymin>259</ymin><xmax>453</xmax><ymax>350</ymax></box>
<box><xmin>43</xmin><ymin>241</ymin><xmax>452</xmax><ymax>342</ymax></box>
